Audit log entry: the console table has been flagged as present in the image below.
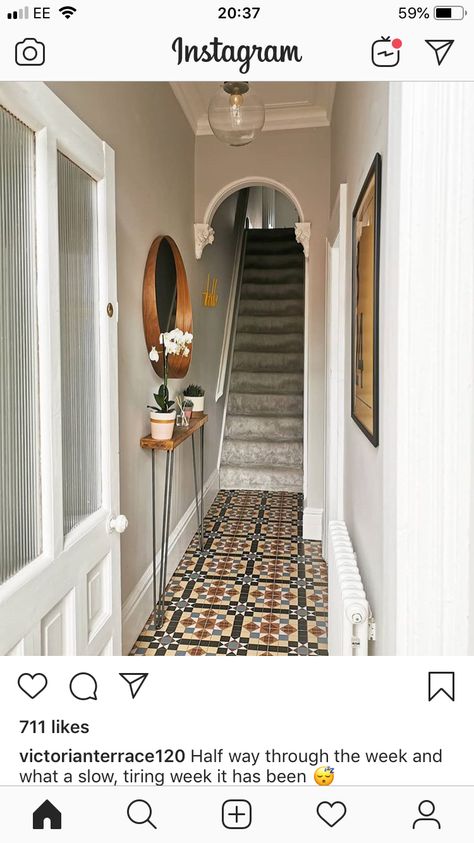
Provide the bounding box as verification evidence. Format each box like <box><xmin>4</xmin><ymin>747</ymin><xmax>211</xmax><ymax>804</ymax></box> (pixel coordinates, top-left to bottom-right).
<box><xmin>140</xmin><ymin>414</ymin><xmax>208</xmax><ymax>629</ymax></box>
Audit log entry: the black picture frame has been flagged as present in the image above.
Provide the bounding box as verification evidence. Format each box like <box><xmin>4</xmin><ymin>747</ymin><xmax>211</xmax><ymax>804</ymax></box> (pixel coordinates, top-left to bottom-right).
<box><xmin>351</xmin><ymin>153</ymin><xmax>382</xmax><ymax>447</ymax></box>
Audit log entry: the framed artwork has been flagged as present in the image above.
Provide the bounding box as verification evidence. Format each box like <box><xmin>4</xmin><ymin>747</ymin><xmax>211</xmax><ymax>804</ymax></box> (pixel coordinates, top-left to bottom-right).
<box><xmin>351</xmin><ymin>153</ymin><xmax>382</xmax><ymax>447</ymax></box>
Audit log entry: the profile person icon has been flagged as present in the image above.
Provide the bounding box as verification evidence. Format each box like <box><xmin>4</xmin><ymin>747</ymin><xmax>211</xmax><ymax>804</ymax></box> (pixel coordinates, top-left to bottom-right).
<box><xmin>413</xmin><ymin>800</ymin><xmax>441</xmax><ymax>829</ymax></box>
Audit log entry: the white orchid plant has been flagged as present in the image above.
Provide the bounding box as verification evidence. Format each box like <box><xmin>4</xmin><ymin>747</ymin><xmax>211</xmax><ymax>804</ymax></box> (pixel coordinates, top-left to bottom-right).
<box><xmin>148</xmin><ymin>329</ymin><xmax>193</xmax><ymax>414</ymax></box>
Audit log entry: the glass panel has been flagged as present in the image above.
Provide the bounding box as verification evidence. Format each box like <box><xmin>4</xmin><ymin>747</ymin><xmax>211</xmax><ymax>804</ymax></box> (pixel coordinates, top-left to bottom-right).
<box><xmin>0</xmin><ymin>106</ymin><xmax>42</xmax><ymax>584</ymax></box>
<box><xmin>58</xmin><ymin>153</ymin><xmax>101</xmax><ymax>536</ymax></box>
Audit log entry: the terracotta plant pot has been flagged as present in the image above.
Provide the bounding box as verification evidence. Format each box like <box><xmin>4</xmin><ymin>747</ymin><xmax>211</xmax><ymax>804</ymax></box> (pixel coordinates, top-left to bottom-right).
<box><xmin>150</xmin><ymin>409</ymin><xmax>176</xmax><ymax>441</ymax></box>
<box><xmin>189</xmin><ymin>396</ymin><xmax>204</xmax><ymax>416</ymax></box>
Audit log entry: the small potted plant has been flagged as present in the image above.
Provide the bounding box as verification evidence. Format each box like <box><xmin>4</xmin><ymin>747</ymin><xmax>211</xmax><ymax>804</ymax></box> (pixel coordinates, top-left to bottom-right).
<box><xmin>183</xmin><ymin>384</ymin><xmax>205</xmax><ymax>416</ymax></box>
<box><xmin>148</xmin><ymin>329</ymin><xmax>193</xmax><ymax>440</ymax></box>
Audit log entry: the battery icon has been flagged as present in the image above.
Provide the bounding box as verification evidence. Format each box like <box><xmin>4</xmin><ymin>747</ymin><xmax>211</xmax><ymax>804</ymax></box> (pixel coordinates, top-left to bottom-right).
<box><xmin>434</xmin><ymin>6</ymin><xmax>466</xmax><ymax>18</ymax></box>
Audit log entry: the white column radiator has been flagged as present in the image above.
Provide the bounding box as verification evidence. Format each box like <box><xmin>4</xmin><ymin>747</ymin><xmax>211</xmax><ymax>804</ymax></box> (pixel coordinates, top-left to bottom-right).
<box><xmin>328</xmin><ymin>521</ymin><xmax>372</xmax><ymax>656</ymax></box>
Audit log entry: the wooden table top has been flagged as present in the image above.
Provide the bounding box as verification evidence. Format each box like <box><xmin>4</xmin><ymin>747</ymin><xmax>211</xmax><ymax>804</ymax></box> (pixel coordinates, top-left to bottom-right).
<box><xmin>140</xmin><ymin>414</ymin><xmax>208</xmax><ymax>451</ymax></box>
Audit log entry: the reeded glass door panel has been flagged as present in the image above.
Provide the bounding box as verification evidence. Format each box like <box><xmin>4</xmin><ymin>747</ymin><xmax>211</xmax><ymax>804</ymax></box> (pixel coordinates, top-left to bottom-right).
<box><xmin>0</xmin><ymin>106</ymin><xmax>42</xmax><ymax>584</ymax></box>
<box><xmin>58</xmin><ymin>153</ymin><xmax>101</xmax><ymax>536</ymax></box>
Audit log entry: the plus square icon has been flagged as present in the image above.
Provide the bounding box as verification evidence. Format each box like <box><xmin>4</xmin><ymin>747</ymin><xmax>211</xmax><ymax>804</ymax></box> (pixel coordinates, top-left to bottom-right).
<box><xmin>222</xmin><ymin>800</ymin><xmax>252</xmax><ymax>830</ymax></box>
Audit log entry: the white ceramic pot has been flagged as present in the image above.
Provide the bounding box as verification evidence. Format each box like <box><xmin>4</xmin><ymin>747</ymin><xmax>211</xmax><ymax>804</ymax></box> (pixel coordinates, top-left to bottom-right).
<box><xmin>150</xmin><ymin>409</ymin><xmax>176</xmax><ymax>441</ymax></box>
<box><xmin>189</xmin><ymin>396</ymin><xmax>205</xmax><ymax>416</ymax></box>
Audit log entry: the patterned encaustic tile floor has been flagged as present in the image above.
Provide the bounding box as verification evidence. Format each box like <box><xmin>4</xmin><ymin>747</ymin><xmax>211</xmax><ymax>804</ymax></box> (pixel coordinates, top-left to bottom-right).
<box><xmin>130</xmin><ymin>489</ymin><xmax>328</xmax><ymax>656</ymax></box>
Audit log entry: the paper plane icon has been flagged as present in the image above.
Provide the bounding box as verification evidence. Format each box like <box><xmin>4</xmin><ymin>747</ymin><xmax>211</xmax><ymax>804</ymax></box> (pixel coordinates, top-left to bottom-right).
<box><xmin>119</xmin><ymin>673</ymin><xmax>148</xmax><ymax>699</ymax></box>
<box><xmin>425</xmin><ymin>39</ymin><xmax>455</xmax><ymax>66</ymax></box>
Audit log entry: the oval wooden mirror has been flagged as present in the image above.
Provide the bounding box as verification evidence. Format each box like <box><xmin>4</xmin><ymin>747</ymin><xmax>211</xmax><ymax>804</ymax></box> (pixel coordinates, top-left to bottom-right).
<box><xmin>143</xmin><ymin>235</ymin><xmax>193</xmax><ymax>378</ymax></box>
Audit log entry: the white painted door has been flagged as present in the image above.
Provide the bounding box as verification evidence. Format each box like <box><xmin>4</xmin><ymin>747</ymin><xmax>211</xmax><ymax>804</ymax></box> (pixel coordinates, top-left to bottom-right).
<box><xmin>0</xmin><ymin>82</ymin><xmax>124</xmax><ymax>656</ymax></box>
<box><xmin>323</xmin><ymin>185</ymin><xmax>347</xmax><ymax>559</ymax></box>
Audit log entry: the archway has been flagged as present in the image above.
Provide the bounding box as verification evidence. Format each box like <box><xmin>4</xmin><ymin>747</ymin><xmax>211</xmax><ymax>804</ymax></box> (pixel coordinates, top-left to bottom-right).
<box><xmin>205</xmin><ymin>176</ymin><xmax>306</xmax><ymax>226</ymax></box>
<box><xmin>194</xmin><ymin>176</ymin><xmax>311</xmax><ymax>260</ymax></box>
<box><xmin>199</xmin><ymin>178</ymin><xmax>311</xmax><ymax>510</ymax></box>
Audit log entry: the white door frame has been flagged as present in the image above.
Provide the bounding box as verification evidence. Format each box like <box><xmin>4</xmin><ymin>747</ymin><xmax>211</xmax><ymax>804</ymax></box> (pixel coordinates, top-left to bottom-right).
<box><xmin>0</xmin><ymin>82</ymin><xmax>122</xmax><ymax>656</ymax></box>
<box><xmin>322</xmin><ymin>185</ymin><xmax>347</xmax><ymax>559</ymax></box>
<box><xmin>382</xmin><ymin>82</ymin><xmax>474</xmax><ymax>655</ymax></box>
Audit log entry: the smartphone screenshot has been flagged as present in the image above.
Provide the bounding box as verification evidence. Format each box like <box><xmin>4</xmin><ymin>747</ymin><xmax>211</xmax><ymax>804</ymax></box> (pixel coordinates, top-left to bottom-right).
<box><xmin>0</xmin><ymin>0</ymin><xmax>473</xmax><ymax>839</ymax></box>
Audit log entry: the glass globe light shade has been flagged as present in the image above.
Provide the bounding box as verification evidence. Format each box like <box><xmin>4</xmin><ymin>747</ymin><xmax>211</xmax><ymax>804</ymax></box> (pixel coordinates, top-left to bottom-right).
<box><xmin>208</xmin><ymin>82</ymin><xmax>265</xmax><ymax>147</ymax></box>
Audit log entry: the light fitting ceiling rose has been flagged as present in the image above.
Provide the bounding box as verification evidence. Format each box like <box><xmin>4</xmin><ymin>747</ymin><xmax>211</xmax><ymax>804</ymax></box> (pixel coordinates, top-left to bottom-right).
<box><xmin>208</xmin><ymin>82</ymin><xmax>265</xmax><ymax>147</ymax></box>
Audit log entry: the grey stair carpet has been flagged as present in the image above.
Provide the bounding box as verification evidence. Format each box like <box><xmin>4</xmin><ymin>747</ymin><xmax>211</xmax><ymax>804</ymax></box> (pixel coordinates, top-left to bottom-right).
<box><xmin>221</xmin><ymin>228</ymin><xmax>305</xmax><ymax>493</ymax></box>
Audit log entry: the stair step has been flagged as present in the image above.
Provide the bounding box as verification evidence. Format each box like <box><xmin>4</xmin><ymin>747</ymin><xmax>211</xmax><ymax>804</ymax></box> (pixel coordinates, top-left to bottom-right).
<box><xmin>225</xmin><ymin>414</ymin><xmax>303</xmax><ymax>441</ymax></box>
<box><xmin>234</xmin><ymin>332</ymin><xmax>304</xmax><ymax>353</ymax></box>
<box><xmin>232</xmin><ymin>350</ymin><xmax>303</xmax><ymax>374</ymax></box>
<box><xmin>241</xmin><ymin>282</ymin><xmax>304</xmax><ymax>301</ymax></box>
<box><xmin>239</xmin><ymin>298</ymin><xmax>304</xmax><ymax>317</ymax></box>
<box><xmin>230</xmin><ymin>371</ymin><xmax>303</xmax><ymax>395</ymax></box>
<box><xmin>242</xmin><ymin>267</ymin><xmax>304</xmax><ymax>285</ymax></box>
<box><xmin>236</xmin><ymin>314</ymin><xmax>304</xmax><ymax>334</ymax></box>
<box><xmin>227</xmin><ymin>392</ymin><xmax>304</xmax><ymax>417</ymax></box>
<box><xmin>222</xmin><ymin>438</ymin><xmax>303</xmax><ymax>468</ymax></box>
<box><xmin>247</xmin><ymin>227</ymin><xmax>296</xmax><ymax>241</ymax></box>
<box><xmin>246</xmin><ymin>241</ymin><xmax>302</xmax><ymax>257</ymax></box>
<box><xmin>245</xmin><ymin>253</ymin><xmax>303</xmax><ymax>270</ymax></box>
<box><xmin>220</xmin><ymin>464</ymin><xmax>303</xmax><ymax>493</ymax></box>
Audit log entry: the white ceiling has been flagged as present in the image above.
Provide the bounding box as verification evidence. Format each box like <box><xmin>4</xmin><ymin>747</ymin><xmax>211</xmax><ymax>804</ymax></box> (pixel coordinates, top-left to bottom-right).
<box><xmin>170</xmin><ymin>82</ymin><xmax>336</xmax><ymax>135</ymax></box>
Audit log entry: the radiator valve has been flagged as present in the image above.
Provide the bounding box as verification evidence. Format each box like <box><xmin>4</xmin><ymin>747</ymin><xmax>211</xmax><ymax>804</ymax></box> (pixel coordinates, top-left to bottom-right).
<box><xmin>368</xmin><ymin>618</ymin><xmax>377</xmax><ymax>641</ymax></box>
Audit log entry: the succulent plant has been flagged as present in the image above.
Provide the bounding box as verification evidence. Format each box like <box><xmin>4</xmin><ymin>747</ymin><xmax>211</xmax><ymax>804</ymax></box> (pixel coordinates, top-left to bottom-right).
<box><xmin>183</xmin><ymin>384</ymin><xmax>205</xmax><ymax>397</ymax></box>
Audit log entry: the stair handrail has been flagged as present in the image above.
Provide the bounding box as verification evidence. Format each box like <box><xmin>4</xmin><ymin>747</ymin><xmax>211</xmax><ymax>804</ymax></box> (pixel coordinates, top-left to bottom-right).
<box><xmin>216</xmin><ymin>189</ymin><xmax>249</xmax><ymax>472</ymax></box>
<box><xmin>215</xmin><ymin>188</ymin><xmax>249</xmax><ymax>401</ymax></box>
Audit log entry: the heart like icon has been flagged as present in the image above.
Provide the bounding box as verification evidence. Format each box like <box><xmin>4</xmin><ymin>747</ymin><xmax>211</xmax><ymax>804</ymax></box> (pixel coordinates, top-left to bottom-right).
<box><xmin>317</xmin><ymin>801</ymin><xmax>347</xmax><ymax>828</ymax></box>
<box><xmin>18</xmin><ymin>673</ymin><xmax>48</xmax><ymax>699</ymax></box>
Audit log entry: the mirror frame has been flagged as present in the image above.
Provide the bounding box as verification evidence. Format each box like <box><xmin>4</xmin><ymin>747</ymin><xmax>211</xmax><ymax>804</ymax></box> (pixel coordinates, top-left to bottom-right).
<box><xmin>142</xmin><ymin>235</ymin><xmax>193</xmax><ymax>379</ymax></box>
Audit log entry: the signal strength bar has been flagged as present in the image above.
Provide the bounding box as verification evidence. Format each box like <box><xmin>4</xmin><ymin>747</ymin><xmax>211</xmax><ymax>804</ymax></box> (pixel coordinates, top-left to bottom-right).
<box><xmin>7</xmin><ymin>5</ymin><xmax>29</xmax><ymax>18</ymax></box>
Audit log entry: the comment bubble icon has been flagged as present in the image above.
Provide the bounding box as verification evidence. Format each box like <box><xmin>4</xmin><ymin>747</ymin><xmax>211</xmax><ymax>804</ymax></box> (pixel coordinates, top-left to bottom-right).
<box><xmin>69</xmin><ymin>672</ymin><xmax>98</xmax><ymax>701</ymax></box>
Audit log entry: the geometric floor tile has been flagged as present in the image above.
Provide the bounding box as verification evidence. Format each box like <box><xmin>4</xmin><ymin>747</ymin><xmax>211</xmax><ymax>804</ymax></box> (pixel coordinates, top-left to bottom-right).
<box><xmin>130</xmin><ymin>489</ymin><xmax>328</xmax><ymax>657</ymax></box>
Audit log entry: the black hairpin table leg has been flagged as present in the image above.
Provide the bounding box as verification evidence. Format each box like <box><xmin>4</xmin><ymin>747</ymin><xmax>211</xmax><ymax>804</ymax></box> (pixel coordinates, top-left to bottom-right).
<box><xmin>191</xmin><ymin>433</ymin><xmax>203</xmax><ymax>550</ymax></box>
<box><xmin>154</xmin><ymin>451</ymin><xmax>174</xmax><ymax>629</ymax></box>
<box><xmin>141</xmin><ymin>416</ymin><xmax>208</xmax><ymax>633</ymax></box>
<box><xmin>152</xmin><ymin>449</ymin><xmax>157</xmax><ymax>627</ymax></box>
<box><xmin>200</xmin><ymin>424</ymin><xmax>205</xmax><ymax>550</ymax></box>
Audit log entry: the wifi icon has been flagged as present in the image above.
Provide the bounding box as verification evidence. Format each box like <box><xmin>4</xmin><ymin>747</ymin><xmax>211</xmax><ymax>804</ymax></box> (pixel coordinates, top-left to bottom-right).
<box><xmin>59</xmin><ymin>5</ymin><xmax>76</xmax><ymax>18</ymax></box>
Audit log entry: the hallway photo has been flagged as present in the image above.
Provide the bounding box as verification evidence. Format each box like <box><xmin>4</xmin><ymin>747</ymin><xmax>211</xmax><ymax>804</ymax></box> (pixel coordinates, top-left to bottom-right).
<box><xmin>0</xmin><ymin>80</ymin><xmax>473</xmax><ymax>657</ymax></box>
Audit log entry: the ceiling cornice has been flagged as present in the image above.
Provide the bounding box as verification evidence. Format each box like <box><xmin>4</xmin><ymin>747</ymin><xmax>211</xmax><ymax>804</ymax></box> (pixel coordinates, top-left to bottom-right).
<box><xmin>170</xmin><ymin>82</ymin><xmax>200</xmax><ymax>134</ymax></box>
<box><xmin>170</xmin><ymin>82</ymin><xmax>334</xmax><ymax>136</ymax></box>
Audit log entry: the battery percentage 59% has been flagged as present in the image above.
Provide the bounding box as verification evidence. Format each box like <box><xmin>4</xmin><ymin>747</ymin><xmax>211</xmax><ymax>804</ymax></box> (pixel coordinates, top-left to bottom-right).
<box><xmin>398</xmin><ymin>6</ymin><xmax>430</xmax><ymax>17</ymax></box>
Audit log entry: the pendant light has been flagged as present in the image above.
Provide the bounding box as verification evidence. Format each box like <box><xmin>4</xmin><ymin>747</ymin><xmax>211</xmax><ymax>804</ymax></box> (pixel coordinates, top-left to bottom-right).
<box><xmin>208</xmin><ymin>82</ymin><xmax>265</xmax><ymax>147</ymax></box>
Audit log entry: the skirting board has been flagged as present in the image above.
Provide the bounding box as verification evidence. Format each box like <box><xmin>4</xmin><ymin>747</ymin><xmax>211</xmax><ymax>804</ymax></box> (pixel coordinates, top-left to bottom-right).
<box><xmin>121</xmin><ymin>467</ymin><xmax>220</xmax><ymax>655</ymax></box>
<box><xmin>303</xmin><ymin>507</ymin><xmax>323</xmax><ymax>541</ymax></box>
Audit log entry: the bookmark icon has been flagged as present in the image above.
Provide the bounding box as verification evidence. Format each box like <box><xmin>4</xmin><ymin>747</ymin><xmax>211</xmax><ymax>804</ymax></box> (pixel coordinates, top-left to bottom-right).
<box><xmin>428</xmin><ymin>671</ymin><xmax>455</xmax><ymax>702</ymax></box>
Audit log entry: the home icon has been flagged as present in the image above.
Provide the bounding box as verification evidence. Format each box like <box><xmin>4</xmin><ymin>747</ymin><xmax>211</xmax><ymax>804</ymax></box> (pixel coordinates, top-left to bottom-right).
<box><xmin>32</xmin><ymin>800</ymin><xmax>62</xmax><ymax>830</ymax></box>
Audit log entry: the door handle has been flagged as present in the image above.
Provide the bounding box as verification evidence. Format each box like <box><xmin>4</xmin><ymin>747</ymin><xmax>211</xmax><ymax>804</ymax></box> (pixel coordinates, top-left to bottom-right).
<box><xmin>108</xmin><ymin>514</ymin><xmax>129</xmax><ymax>534</ymax></box>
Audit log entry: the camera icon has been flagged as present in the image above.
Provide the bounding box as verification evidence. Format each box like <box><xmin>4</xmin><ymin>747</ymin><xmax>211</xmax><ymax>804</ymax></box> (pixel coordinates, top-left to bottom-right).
<box><xmin>15</xmin><ymin>38</ymin><xmax>45</xmax><ymax>66</ymax></box>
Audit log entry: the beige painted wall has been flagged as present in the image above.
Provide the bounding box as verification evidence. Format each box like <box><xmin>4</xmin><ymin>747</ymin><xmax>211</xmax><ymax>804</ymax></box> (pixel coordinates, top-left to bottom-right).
<box><xmin>330</xmin><ymin>82</ymin><xmax>389</xmax><ymax>653</ymax></box>
<box><xmin>48</xmin><ymin>82</ymin><xmax>238</xmax><ymax>649</ymax></box>
<box><xmin>195</xmin><ymin>128</ymin><xmax>331</xmax><ymax>515</ymax></box>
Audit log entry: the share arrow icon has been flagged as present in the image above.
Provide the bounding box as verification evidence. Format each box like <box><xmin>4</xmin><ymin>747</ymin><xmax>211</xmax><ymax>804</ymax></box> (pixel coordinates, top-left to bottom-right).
<box><xmin>119</xmin><ymin>673</ymin><xmax>148</xmax><ymax>699</ymax></box>
<box><xmin>425</xmin><ymin>39</ymin><xmax>455</xmax><ymax>66</ymax></box>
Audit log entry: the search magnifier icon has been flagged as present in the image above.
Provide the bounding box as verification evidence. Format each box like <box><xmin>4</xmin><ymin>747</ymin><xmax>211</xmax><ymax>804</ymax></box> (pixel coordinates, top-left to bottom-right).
<box><xmin>127</xmin><ymin>799</ymin><xmax>157</xmax><ymax>829</ymax></box>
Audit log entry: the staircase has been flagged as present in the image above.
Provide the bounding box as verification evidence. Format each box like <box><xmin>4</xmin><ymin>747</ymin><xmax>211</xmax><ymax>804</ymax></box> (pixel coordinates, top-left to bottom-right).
<box><xmin>220</xmin><ymin>228</ymin><xmax>305</xmax><ymax>492</ymax></box>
